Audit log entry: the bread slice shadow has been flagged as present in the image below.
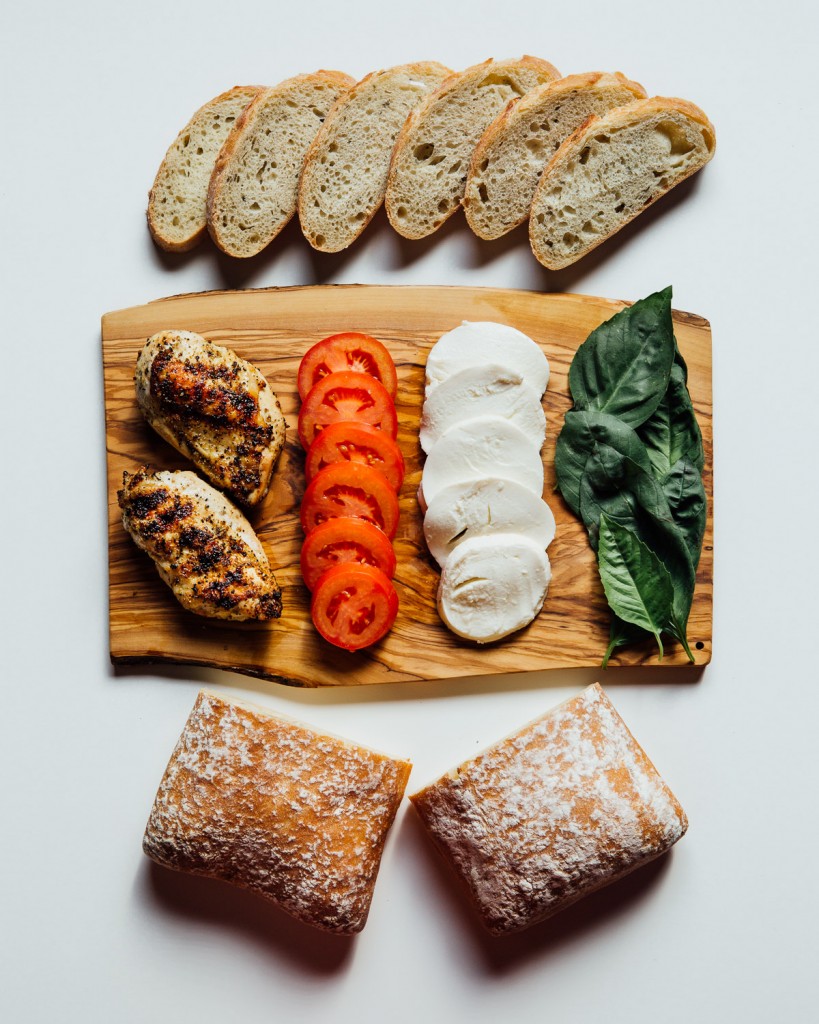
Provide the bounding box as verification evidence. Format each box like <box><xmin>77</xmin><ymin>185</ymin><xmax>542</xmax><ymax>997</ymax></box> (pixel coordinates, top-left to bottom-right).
<box><xmin>144</xmin><ymin>170</ymin><xmax>702</xmax><ymax>291</ymax></box>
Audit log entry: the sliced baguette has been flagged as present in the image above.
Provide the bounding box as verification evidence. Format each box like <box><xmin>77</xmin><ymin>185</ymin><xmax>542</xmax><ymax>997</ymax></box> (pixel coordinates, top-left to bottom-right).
<box><xmin>385</xmin><ymin>56</ymin><xmax>560</xmax><ymax>239</ymax></box>
<box><xmin>299</xmin><ymin>62</ymin><xmax>452</xmax><ymax>252</ymax></box>
<box><xmin>148</xmin><ymin>86</ymin><xmax>263</xmax><ymax>252</ymax></box>
<box><xmin>529</xmin><ymin>96</ymin><xmax>716</xmax><ymax>270</ymax></box>
<box><xmin>464</xmin><ymin>72</ymin><xmax>647</xmax><ymax>240</ymax></box>
<box><xmin>207</xmin><ymin>71</ymin><xmax>354</xmax><ymax>258</ymax></box>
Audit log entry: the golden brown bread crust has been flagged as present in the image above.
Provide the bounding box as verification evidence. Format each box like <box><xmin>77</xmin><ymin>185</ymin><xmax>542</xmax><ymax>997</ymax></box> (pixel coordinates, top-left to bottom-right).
<box><xmin>298</xmin><ymin>62</ymin><xmax>452</xmax><ymax>252</ymax></box>
<box><xmin>143</xmin><ymin>690</ymin><xmax>412</xmax><ymax>933</ymax></box>
<box><xmin>385</xmin><ymin>56</ymin><xmax>561</xmax><ymax>239</ymax></box>
<box><xmin>529</xmin><ymin>95</ymin><xmax>716</xmax><ymax>270</ymax></box>
<box><xmin>206</xmin><ymin>71</ymin><xmax>355</xmax><ymax>258</ymax></box>
<box><xmin>147</xmin><ymin>86</ymin><xmax>264</xmax><ymax>253</ymax></box>
<box><xmin>464</xmin><ymin>72</ymin><xmax>647</xmax><ymax>239</ymax></box>
<box><xmin>410</xmin><ymin>683</ymin><xmax>688</xmax><ymax>935</ymax></box>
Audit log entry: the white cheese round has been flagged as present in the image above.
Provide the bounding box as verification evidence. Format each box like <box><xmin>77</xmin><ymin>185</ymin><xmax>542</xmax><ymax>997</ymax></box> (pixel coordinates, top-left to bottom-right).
<box><xmin>437</xmin><ymin>534</ymin><xmax>552</xmax><ymax>643</ymax></box>
<box><xmin>424</xmin><ymin>478</ymin><xmax>556</xmax><ymax>567</ymax></box>
<box><xmin>419</xmin><ymin>364</ymin><xmax>546</xmax><ymax>454</ymax></box>
<box><xmin>425</xmin><ymin>321</ymin><xmax>550</xmax><ymax>397</ymax></box>
<box><xmin>419</xmin><ymin>416</ymin><xmax>544</xmax><ymax>508</ymax></box>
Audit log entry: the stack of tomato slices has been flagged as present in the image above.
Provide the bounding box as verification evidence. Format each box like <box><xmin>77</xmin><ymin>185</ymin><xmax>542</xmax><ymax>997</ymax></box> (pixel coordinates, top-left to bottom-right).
<box><xmin>297</xmin><ymin>333</ymin><xmax>403</xmax><ymax>651</ymax></box>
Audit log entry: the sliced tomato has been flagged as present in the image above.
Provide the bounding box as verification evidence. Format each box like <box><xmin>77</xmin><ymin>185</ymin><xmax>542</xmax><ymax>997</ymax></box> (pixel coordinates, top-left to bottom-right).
<box><xmin>301</xmin><ymin>518</ymin><xmax>397</xmax><ymax>591</ymax></box>
<box><xmin>300</xmin><ymin>462</ymin><xmax>400</xmax><ymax>538</ymax></box>
<box><xmin>298</xmin><ymin>333</ymin><xmax>397</xmax><ymax>400</ymax></box>
<box><xmin>298</xmin><ymin>371</ymin><xmax>398</xmax><ymax>450</ymax></box>
<box><xmin>311</xmin><ymin>563</ymin><xmax>398</xmax><ymax>651</ymax></box>
<box><xmin>305</xmin><ymin>421</ymin><xmax>405</xmax><ymax>491</ymax></box>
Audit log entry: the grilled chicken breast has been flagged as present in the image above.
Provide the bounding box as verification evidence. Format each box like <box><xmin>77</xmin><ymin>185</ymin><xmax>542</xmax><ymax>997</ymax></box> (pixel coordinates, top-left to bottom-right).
<box><xmin>135</xmin><ymin>331</ymin><xmax>285</xmax><ymax>507</ymax></box>
<box><xmin>118</xmin><ymin>467</ymin><xmax>282</xmax><ymax>621</ymax></box>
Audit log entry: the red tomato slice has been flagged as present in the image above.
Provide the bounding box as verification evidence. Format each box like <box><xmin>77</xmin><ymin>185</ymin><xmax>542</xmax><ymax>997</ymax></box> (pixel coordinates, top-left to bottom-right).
<box><xmin>298</xmin><ymin>333</ymin><xmax>397</xmax><ymax>400</ymax></box>
<box><xmin>305</xmin><ymin>421</ymin><xmax>405</xmax><ymax>491</ymax></box>
<box><xmin>311</xmin><ymin>564</ymin><xmax>398</xmax><ymax>651</ymax></box>
<box><xmin>300</xmin><ymin>462</ymin><xmax>400</xmax><ymax>538</ymax></box>
<box><xmin>298</xmin><ymin>371</ymin><xmax>398</xmax><ymax>450</ymax></box>
<box><xmin>300</xmin><ymin>518</ymin><xmax>397</xmax><ymax>591</ymax></box>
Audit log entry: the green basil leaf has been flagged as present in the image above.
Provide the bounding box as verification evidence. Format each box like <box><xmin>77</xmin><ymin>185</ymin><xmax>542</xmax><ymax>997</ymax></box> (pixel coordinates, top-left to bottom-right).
<box><xmin>638</xmin><ymin>363</ymin><xmax>704</xmax><ymax>479</ymax></box>
<box><xmin>568</xmin><ymin>287</ymin><xmax>675</xmax><ymax>427</ymax></box>
<box><xmin>662</xmin><ymin>457</ymin><xmax>707</xmax><ymax>567</ymax></box>
<box><xmin>673</xmin><ymin>341</ymin><xmax>689</xmax><ymax>382</ymax></box>
<box><xmin>602</xmin><ymin>615</ymin><xmax>649</xmax><ymax>669</ymax></box>
<box><xmin>597</xmin><ymin>515</ymin><xmax>674</xmax><ymax>658</ymax></box>
<box><xmin>579</xmin><ymin>461</ymin><xmax>696</xmax><ymax>635</ymax></box>
<box><xmin>554</xmin><ymin>410</ymin><xmax>653</xmax><ymax>516</ymax></box>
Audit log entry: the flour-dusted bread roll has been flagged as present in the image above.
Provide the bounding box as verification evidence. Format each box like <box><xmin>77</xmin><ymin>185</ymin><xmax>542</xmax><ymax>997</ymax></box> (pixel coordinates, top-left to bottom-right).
<box><xmin>207</xmin><ymin>71</ymin><xmax>354</xmax><ymax>258</ymax></box>
<box><xmin>299</xmin><ymin>62</ymin><xmax>451</xmax><ymax>252</ymax></box>
<box><xmin>148</xmin><ymin>86</ymin><xmax>263</xmax><ymax>252</ymax></box>
<box><xmin>143</xmin><ymin>690</ymin><xmax>412</xmax><ymax>934</ymax></box>
<box><xmin>464</xmin><ymin>72</ymin><xmax>647</xmax><ymax>240</ymax></box>
<box><xmin>385</xmin><ymin>56</ymin><xmax>560</xmax><ymax>239</ymax></box>
<box><xmin>410</xmin><ymin>683</ymin><xmax>688</xmax><ymax>934</ymax></box>
<box><xmin>530</xmin><ymin>96</ymin><xmax>716</xmax><ymax>270</ymax></box>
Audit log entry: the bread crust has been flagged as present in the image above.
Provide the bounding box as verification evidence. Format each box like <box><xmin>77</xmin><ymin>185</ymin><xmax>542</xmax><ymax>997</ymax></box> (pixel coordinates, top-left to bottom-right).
<box><xmin>207</xmin><ymin>71</ymin><xmax>354</xmax><ymax>258</ymax></box>
<box><xmin>529</xmin><ymin>95</ymin><xmax>716</xmax><ymax>270</ymax></box>
<box><xmin>385</xmin><ymin>56</ymin><xmax>560</xmax><ymax>239</ymax></box>
<box><xmin>143</xmin><ymin>690</ymin><xmax>412</xmax><ymax>934</ymax></box>
<box><xmin>410</xmin><ymin>683</ymin><xmax>688</xmax><ymax>935</ymax></box>
<box><xmin>298</xmin><ymin>62</ymin><xmax>451</xmax><ymax>252</ymax></box>
<box><xmin>464</xmin><ymin>72</ymin><xmax>647</xmax><ymax>239</ymax></box>
<box><xmin>147</xmin><ymin>86</ymin><xmax>264</xmax><ymax>253</ymax></box>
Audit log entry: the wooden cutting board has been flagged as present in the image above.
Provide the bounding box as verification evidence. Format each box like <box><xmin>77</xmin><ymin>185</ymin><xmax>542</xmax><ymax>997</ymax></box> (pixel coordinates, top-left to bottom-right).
<box><xmin>102</xmin><ymin>285</ymin><xmax>713</xmax><ymax>686</ymax></box>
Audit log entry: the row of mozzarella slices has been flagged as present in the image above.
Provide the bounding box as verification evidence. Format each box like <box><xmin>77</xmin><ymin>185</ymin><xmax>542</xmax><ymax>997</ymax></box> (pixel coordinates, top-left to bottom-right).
<box><xmin>419</xmin><ymin>323</ymin><xmax>556</xmax><ymax>643</ymax></box>
<box><xmin>296</xmin><ymin>333</ymin><xmax>404</xmax><ymax>651</ymax></box>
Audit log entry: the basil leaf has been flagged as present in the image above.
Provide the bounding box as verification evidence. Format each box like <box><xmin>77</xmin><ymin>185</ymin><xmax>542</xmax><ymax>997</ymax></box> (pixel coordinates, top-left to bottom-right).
<box><xmin>554</xmin><ymin>410</ymin><xmax>653</xmax><ymax>516</ymax></box>
<box><xmin>597</xmin><ymin>516</ymin><xmax>674</xmax><ymax>658</ymax></box>
<box><xmin>673</xmin><ymin>341</ymin><xmax>689</xmax><ymax>383</ymax></box>
<box><xmin>638</xmin><ymin>363</ymin><xmax>704</xmax><ymax>479</ymax></box>
<box><xmin>579</xmin><ymin>461</ymin><xmax>696</xmax><ymax>636</ymax></box>
<box><xmin>662</xmin><ymin>457</ymin><xmax>707</xmax><ymax>566</ymax></box>
<box><xmin>577</xmin><ymin>455</ymin><xmax>676</xmax><ymax>548</ymax></box>
<box><xmin>568</xmin><ymin>287</ymin><xmax>675</xmax><ymax>427</ymax></box>
<box><xmin>602</xmin><ymin>615</ymin><xmax>649</xmax><ymax>669</ymax></box>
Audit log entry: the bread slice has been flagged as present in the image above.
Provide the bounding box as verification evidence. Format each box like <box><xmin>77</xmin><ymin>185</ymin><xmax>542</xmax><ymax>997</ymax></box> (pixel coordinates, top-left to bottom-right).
<box><xmin>299</xmin><ymin>62</ymin><xmax>451</xmax><ymax>252</ymax></box>
<box><xmin>207</xmin><ymin>71</ymin><xmax>354</xmax><ymax>258</ymax></box>
<box><xmin>530</xmin><ymin>96</ymin><xmax>716</xmax><ymax>270</ymax></box>
<box><xmin>147</xmin><ymin>86</ymin><xmax>263</xmax><ymax>252</ymax></box>
<box><xmin>385</xmin><ymin>57</ymin><xmax>560</xmax><ymax>239</ymax></box>
<box><xmin>464</xmin><ymin>72</ymin><xmax>647</xmax><ymax>240</ymax></box>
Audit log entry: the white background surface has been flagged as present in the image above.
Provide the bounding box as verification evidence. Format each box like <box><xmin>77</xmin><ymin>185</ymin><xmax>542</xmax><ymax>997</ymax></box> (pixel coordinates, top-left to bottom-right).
<box><xmin>2</xmin><ymin>1</ymin><xmax>818</xmax><ymax>1020</ymax></box>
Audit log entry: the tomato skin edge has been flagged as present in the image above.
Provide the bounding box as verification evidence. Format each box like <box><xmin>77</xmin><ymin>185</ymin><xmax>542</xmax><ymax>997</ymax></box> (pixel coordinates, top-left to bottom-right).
<box><xmin>300</xmin><ymin>461</ymin><xmax>400</xmax><ymax>539</ymax></box>
<box><xmin>305</xmin><ymin>420</ymin><xmax>405</xmax><ymax>491</ymax></box>
<box><xmin>297</xmin><ymin>333</ymin><xmax>398</xmax><ymax>401</ymax></box>
<box><xmin>310</xmin><ymin>563</ymin><xmax>399</xmax><ymax>651</ymax></box>
<box><xmin>297</xmin><ymin>370</ymin><xmax>398</xmax><ymax>450</ymax></box>
<box><xmin>300</xmin><ymin>517</ymin><xmax>397</xmax><ymax>591</ymax></box>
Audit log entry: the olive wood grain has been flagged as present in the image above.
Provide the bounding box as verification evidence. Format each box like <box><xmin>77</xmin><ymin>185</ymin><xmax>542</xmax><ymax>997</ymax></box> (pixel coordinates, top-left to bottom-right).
<box><xmin>102</xmin><ymin>285</ymin><xmax>712</xmax><ymax>686</ymax></box>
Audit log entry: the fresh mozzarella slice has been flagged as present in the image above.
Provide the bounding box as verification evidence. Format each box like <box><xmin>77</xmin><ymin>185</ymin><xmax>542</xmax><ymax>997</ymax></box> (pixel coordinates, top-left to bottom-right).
<box><xmin>420</xmin><ymin>416</ymin><xmax>544</xmax><ymax>507</ymax></box>
<box><xmin>437</xmin><ymin>534</ymin><xmax>551</xmax><ymax>643</ymax></box>
<box><xmin>419</xmin><ymin>364</ymin><xmax>546</xmax><ymax>454</ymax></box>
<box><xmin>424</xmin><ymin>479</ymin><xmax>556</xmax><ymax>567</ymax></box>
<box><xmin>425</xmin><ymin>321</ymin><xmax>550</xmax><ymax>396</ymax></box>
